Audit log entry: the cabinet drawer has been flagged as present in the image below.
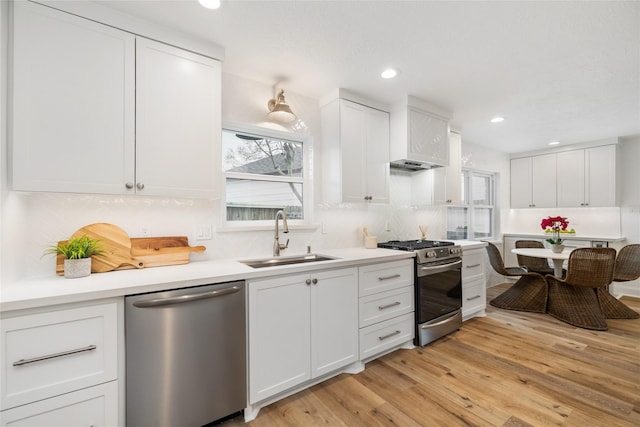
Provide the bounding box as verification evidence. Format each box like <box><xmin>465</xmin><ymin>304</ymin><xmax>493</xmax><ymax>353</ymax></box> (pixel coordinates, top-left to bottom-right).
<box><xmin>0</xmin><ymin>381</ymin><xmax>118</xmax><ymax>427</ymax></box>
<box><xmin>359</xmin><ymin>312</ymin><xmax>414</xmax><ymax>360</ymax></box>
<box><xmin>462</xmin><ymin>277</ymin><xmax>486</xmax><ymax>313</ymax></box>
<box><xmin>359</xmin><ymin>286</ymin><xmax>414</xmax><ymax>328</ymax></box>
<box><xmin>462</xmin><ymin>250</ymin><xmax>484</xmax><ymax>280</ymax></box>
<box><xmin>359</xmin><ymin>260</ymin><xmax>414</xmax><ymax>296</ymax></box>
<box><xmin>1</xmin><ymin>303</ymin><xmax>118</xmax><ymax>410</ymax></box>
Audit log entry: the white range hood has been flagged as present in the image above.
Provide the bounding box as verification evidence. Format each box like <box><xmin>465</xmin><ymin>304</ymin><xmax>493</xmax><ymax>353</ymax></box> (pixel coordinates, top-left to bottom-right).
<box><xmin>390</xmin><ymin>95</ymin><xmax>452</xmax><ymax>171</ymax></box>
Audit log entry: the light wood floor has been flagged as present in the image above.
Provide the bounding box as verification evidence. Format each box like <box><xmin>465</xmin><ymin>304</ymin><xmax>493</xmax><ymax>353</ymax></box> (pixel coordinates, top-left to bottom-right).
<box><xmin>225</xmin><ymin>284</ymin><xmax>640</xmax><ymax>426</ymax></box>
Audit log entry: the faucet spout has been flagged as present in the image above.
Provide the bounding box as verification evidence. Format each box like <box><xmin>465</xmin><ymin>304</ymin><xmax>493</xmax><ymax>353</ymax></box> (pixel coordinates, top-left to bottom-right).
<box><xmin>273</xmin><ymin>209</ymin><xmax>289</xmax><ymax>256</ymax></box>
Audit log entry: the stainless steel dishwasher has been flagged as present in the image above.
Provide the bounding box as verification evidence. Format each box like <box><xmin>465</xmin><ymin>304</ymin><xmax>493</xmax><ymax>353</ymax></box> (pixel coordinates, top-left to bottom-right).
<box><xmin>125</xmin><ymin>281</ymin><xmax>246</xmax><ymax>427</ymax></box>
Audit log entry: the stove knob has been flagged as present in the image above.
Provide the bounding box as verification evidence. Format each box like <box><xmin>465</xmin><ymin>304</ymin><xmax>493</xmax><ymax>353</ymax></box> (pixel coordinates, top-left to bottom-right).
<box><xmin>427</xmin><ymin>251</ymin><xmax>436</xmax><ymax>258</ymax></box>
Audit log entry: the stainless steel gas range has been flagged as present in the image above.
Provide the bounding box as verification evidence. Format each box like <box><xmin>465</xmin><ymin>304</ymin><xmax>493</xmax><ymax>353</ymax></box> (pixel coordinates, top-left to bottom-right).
<box><xmin>378</xmin><ymin>240</ymin><xmax>463</xmax><ymax>346</ymax></box>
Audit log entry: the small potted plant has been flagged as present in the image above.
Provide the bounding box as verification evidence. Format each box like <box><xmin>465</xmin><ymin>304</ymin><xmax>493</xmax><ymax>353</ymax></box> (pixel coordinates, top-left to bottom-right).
<box><xmin>45</xmin><ymin>235</ymin><xmax>103</xmax><ymax>278</ymax></box>
<box><xmin>541</xmin><ymin>216</ymin><xmax>569</xmax><ymax>253</ymax></box>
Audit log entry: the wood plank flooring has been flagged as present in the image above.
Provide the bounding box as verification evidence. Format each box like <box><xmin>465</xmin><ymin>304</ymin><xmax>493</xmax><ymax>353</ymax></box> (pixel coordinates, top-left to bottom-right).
<box><xmin>224</xmin><ymin>284</ymin><xmax>640</xmax><ymax>426</ymax></box>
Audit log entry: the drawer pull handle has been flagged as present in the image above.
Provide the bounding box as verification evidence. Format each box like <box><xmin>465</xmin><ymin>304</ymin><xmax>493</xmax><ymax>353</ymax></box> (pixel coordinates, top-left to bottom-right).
<box><xmin>466</xmin><ymin>295</ymin><xmax>481</xmax><ymax>301</ymax></box>
<box><xmin>13</xmin><ymin>344</ymin><xmax>97</xmax><ymax>367</ymax></box>
<box><xmin>379</xmin><ymin>330</ymin><xmax>401</xmax><ymax>341</ymax></box>
<box><xmin>466</xmin><ymin>264</ymin><xmax>481</xmax><ymax>268</ymax></box>
<box><xmin>378</xmin><ymin>274</ymin><xmax>401</xmax><ymax>281</ymax></box>
<box><xmin>378</xmin><ymin>301</ymin><xmax>401</xmax><ymax>310</ymax></box>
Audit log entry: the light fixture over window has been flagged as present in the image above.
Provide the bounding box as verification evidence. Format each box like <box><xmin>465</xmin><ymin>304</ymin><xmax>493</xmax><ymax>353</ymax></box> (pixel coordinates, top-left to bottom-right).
<box><xmin>267</xmin><ymin>89</ymin><xmax>296</xmax><ymax>123</ymax></box>
<box><xmin>198</xmin><ymin>0</ymin><xmax>221</xmax><ymax>9</ymax></box>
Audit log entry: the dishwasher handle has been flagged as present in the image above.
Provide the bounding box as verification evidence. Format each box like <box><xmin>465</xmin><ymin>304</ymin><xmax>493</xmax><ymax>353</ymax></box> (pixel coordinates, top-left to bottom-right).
<box><xmin>132</xmin><ymin>285</ymin><xmax>241</xmax><ymax>308</ymax></box>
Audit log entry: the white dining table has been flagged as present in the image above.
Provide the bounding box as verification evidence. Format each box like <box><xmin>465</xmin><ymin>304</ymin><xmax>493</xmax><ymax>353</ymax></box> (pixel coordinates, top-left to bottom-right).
<box><xmin>511</xmin><ymin>248</ymin><xmax>571</xmax><ymax>277</ymax></box>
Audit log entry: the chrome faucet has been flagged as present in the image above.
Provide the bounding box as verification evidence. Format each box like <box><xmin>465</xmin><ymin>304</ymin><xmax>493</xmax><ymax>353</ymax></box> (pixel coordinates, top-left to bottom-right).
<box><xmin>273</xmin><ymin>209</ymin><xmax>289</xmax><ymax>256</ymax></box>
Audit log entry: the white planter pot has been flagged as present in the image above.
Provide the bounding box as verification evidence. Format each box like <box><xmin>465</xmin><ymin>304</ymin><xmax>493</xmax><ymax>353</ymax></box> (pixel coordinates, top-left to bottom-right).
<box><xmin>64</xmin><ymin>258</ymin><xmax>92</xmax><ymax>278</ymax></box>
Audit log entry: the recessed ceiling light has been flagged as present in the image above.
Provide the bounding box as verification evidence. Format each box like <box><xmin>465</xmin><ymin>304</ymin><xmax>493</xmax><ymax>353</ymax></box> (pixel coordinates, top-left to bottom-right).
<box><xmin>381</xmin><ymin>69</ymin><xmax>398</xmax><ymax>79</ymax></box>
<box><xmin>490</xmin><ymin>117</ymin><xmax>504</xmax><ymax>123</ymax></box>
<box><xmin>548</xmin><ymin>141</ymin><xmax>560</xmax><ymax>146</ymax></box>
<box><xmin>198</xmin><ymin>0</ymin><xmax>221</xmax><ymax>9</ymax></box>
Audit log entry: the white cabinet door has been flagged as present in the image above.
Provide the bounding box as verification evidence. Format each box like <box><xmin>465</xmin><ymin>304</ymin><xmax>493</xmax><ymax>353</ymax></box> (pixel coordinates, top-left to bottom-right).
<box><xmin>322</xmin><ymin>99</ymin><xmax>389</xmax><ymax>203</ymax></box>
<box><xmin>248</xmin><ymin>267</ymin><xmax>358</xmax><ymax>403</ymax></box>
<box><xmin>557</xmin><ymin>145</ymin><xmax>617</xmax><ymax>207</ymax></box>
<box><xmin>511</xmin><ymin>154</ymin><xmax>556</xmax><ymax>208</ymax></box>
<box><xmin>433</xmin><ymin>131</ymin><xmax>462</xmax><ymax>204</ymax></box>
<box><xmin>586</xmin><ymin>145</ymin><xmax>617</xmax><ymax>207</ymax></box>
<box><xmin>248</xmin><ymin>273</ymin><xmax>311</xmax><ymax>404</ymax></box>
<box><xmin>311</xmin><ymin>268</ymin><xmax>358</xmax><ymax>377</ymax></box>
<box><xmin>11</xmin><ymin>1</ymin><xmax>135</xmax><ymax>193</ymax></box>
<box><xmin>0</xmin><ymin>382</ymin><xmax>118</xmax><ymax>427</ymax></box>
<box><xmin>408</xmin><ymin>108</ymin><xmax>449</xmax><ymax>166</ymax></box>
<box><xmin>136</xmin><ymin>38</ymin><xmax>221</xmax><ymax>198</ymax></box>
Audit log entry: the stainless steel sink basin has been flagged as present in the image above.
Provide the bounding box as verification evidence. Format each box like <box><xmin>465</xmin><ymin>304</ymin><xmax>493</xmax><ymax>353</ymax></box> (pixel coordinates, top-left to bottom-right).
<box><xmin>241</xmin><ymin>254</ymin><xmax>337</xmax><ymax>269</ymax></box>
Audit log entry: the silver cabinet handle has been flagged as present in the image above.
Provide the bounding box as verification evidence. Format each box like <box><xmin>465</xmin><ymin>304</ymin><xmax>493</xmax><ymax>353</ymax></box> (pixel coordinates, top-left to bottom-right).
<box><xmin>132</xmin><ymin>286</ymin><xmax>240</xmax><ymax>308</ymax></box>
<box><xmin>466</xmin><ymin>295</ymin><xmax>481</xmax><ymax>301</ymax></box>
<box><xmin>13</xmin><ymin>344</ymin><xmax>97</xmax><ymax>366</ymax></box>
<box><xmin>125</xmin><ymin>182</ymin><xmax>134</xmax><ymax>189</ymax></box>
<box><xmin>378</xmin><ymin>274</ymin><xmax>400</xmax><ymax>281</ymax></box>
<box><xmin>466</xmin><ymin>264</ymin><xmax>481</xmax><ymax>268</ymax></box>
<box><xmin>378</xmin><ymin>330</ymin><xmax>401</xmax><ymax>341</ymax></box>
<box><xmin>378</xmin><ymin>301</ymin><xmax>401</xmax><ymax>310</ymax></box>
<box><xmin>136</xmin><ymin>182</ymin><xmax>145</xmax><ymax>190</ymax></box>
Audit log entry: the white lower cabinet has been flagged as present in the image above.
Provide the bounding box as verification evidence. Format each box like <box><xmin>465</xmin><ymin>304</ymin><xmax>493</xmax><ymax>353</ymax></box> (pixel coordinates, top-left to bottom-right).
<box><xmin>0</xmin><ymin>300</ymin><xmax>120</xmax><ymax>426</ymax></box>
<box><xmin>462</xmin><ymin>247</ymin><xmax>487</xmax><ymax>319</ymax></box>
<box><xmin>358</xmin><ymin>260</ymin><xmax>415</xmax><ymax>360</ymax></box>
<box><xmin>248</xmin><ymin>267</ymin><xmax>358</xmax><ymax>405</ymax></box>
<box><xmin>0</xmin><ymin>382</ymin><xmax>118</xmax><ymax>427</ymax></box>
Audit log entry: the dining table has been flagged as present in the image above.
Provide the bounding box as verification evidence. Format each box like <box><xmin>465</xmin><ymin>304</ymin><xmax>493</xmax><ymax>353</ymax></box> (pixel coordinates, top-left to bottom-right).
<box><xmin>511</xmin><ymin>247</ymin><xmax>571</xmax><ymax>277</ymax></box>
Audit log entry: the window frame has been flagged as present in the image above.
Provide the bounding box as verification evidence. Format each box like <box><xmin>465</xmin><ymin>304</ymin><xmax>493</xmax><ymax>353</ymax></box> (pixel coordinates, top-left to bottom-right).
<box><xmin>220</xmin><ymin>121</ymin><xmax>313</xmax><ymax>229</ymax></box>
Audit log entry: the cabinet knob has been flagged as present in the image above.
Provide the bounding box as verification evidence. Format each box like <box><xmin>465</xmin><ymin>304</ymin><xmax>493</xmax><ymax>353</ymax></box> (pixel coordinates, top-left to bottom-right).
<box><xmin>125</xmin><ymin>182</ymin><xmax>134</xmax><ymax>190</ymax></box>
<box><xmin>306</xmin><ymin>279</ymin><xmax>311</xmax><ymax>285</ymax></box>
<box><xmin>136</xmin><ymin>182</ymin><xmax>145</xmax><ymax>190</ymax></box>
<box><xmin>312</xmin><ymin>278</ymin><xmax>318</xmax><ymax>285</ymax></box>
<box><xmin>364</xmin><ymin>196</ymin><xmax>372</xmax><ymax>201</ymax></box>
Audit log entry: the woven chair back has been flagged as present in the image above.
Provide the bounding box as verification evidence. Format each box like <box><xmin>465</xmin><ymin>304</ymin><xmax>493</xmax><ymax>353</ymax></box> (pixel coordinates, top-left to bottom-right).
<box><xmin>564</xmin><ymin>248</ymin><xmax>616</xmax><ymax>288</ymax></box>
<box><xmin>486</xmin><ymin>242</ymin><xmax>509</xmax><ymax>275</ymax></box>
<box><xmin>515</xmin><ymin>240</ymin><xmax>551</xmax><ymax>270</ymax></box>
<box><xmin>614</xmin><ymin>244</ymin><xmax>640</xmax><ymax>282</ymax></box>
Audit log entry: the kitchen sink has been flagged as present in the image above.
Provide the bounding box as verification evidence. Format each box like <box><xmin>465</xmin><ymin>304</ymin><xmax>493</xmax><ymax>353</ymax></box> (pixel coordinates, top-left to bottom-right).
<box><xmin>241</xmin><ymin>253</ymin><xmax>338</xmax><ymax>268</ymax></box>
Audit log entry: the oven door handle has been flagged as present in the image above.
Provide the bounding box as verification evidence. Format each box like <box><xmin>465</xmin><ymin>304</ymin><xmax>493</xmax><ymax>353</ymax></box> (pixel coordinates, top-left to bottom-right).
<box><xmin>418</xmin><ymin>260</ymin><xmax>462</xmax><ymax>276</ymax></box>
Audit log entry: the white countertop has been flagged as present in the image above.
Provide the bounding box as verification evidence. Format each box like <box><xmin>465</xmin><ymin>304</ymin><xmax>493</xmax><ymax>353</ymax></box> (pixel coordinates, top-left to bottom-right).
<box><xmin>503</xmin><ymin>233</ymin><xmax>626</xmax><ymax>242</ymax></box>
<box><xmin>0</xmin><ymin>248</ymin><xmax>414</xmax><ymax>312</ymax></box>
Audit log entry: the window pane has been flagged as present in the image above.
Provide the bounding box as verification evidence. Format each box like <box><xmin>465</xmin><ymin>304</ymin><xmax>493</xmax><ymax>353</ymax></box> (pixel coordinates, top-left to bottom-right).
<box><xmin>446</xmin><ymin>207</ymin><xmax>468</xmax><ymax>240</ymax></box>
<box><xmin>472</xmin><ymin>207</ymin><xmax>493</xmax><ymax>238</ymax></box>
<box><xmin>222</xmin><ymin>130</ymin><xmax>303</xmax><ymax>178</ymax></box>
<box><xmin>226</xmin><ymin>178</ymin><xmax>303</xmax><ymax>221</ymax></box>
<box><xmin>471</xmin><ymin>174</ymin><xmax>492</xmax><ymax>205</ymax></box>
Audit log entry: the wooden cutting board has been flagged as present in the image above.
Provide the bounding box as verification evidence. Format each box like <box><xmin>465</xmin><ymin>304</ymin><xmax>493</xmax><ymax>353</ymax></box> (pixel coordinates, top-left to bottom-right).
<box><xmin>130</xmin><ymin>236</ymin><xmax>206</xmax><ymax>268</ymax></box>
<box><xmin>55</xmin><ymin>223</ymin><xmax>144</xmax><ymax>275</ymax></box>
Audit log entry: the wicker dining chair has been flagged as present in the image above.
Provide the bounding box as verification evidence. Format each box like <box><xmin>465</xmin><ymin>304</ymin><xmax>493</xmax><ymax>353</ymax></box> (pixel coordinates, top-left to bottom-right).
<box><xmin>597</xmin><ymin>244</ymin><xmax>640</xmax><ymax>319</ymax></box>
<box><xmin>545</xmin><ymin>247</ymin><xmax>616</xmax><ymax>330</ymax></box>
<box><xmin>485</xmin><ymin>242</ymin><xmax>548</xmax><ymax>313</ymax></box>
<box><xmin>515</xmin><ymin>240</ymin><xmax>556</xmax><ymax>275</ymax></box>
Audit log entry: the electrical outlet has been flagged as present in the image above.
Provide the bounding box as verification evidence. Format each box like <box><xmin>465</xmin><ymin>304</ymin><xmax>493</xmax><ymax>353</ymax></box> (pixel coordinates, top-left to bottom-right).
<box><xmin>385</xmin><ymin>220</ymin><xmax>391</xmax><ymax>231</ymax></box>
<box><xmin>140</xmin><ymin>225</ymin><xmax>151</xmax><ymax>237</ymax></box>
<box><xmin>195</xmin><ymin>224</ymin><xmax>212</xmax><ymax>240</ymax></box>
<box><xmin>321</xmin><ymin>222</ymin><xmax>328</xmax><ymax>234</ymax></box>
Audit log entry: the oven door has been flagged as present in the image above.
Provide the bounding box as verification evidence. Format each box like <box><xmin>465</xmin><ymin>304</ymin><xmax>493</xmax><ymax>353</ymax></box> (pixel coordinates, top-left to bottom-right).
<box><xmin>416</xmin><ymin>258</ymin><xmax>463</xmax><ymax>324</ymax></box>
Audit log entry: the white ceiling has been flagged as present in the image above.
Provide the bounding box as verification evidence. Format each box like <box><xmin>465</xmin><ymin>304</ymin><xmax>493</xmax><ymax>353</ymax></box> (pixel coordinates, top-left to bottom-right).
<box><xmin>94</xmin><ymin>0</ymin><xmax>640</xmax><ymax>154</ymax></box>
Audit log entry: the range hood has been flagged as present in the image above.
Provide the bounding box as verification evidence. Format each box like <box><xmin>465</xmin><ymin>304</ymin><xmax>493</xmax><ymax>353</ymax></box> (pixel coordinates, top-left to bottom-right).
<box><xmin>390</xmin><ymin>159</ymin><xmax>444</xmax><ymax>171</ymax></box>
<box><xmin>390</xmin><ymin>95</ymin><xmax>452</xmax><ymax>172</ymax></box>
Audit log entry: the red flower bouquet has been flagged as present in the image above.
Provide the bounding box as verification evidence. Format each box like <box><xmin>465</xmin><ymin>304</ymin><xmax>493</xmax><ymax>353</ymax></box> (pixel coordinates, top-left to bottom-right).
<box><xmin>541</xmin><ymin>216</ymin><xmax>569</xmax><ymax>245</ymax></box>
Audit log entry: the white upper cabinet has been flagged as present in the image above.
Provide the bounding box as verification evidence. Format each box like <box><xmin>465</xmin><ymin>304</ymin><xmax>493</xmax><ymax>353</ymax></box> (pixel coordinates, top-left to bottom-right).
<box><xmin>135</xmin><ymin>38</ymin><xmax>221</xmax><ymax>198</ymax></box>
<box><xmin>10</xmin><ymin>2</ymin><xmax>221</xmax><ymax>198</ymax></box>
<box><xmin>620</xmin><ymin>139</ymin><xmax>640</xmax><ymax>206</ymax></box>
<box><xmin>11</xmin><ymin>1</ymin><xmax>135</xmax><ymax>194</ymax></box>
<box><xmin>433</xmin><ymin>131</ymin><xmax>462</xmax><ymax>204</ymax></box>
<box><xmin>390</xmin><ymin>96</ymin><xmax>450</xmax><ymax>169</ymax></box>
<box><xmin>321</xmin><ymin>97</ymin><xmax>390</xmax><ymax>203</ymax></box>
<box><xmin>557</xmin><ymin>145</ymin><xmax>617</xmax><ymax>207</ymax></box>
<box><xmin>510</xmin><ymin>154</ymin><xmax>557</xmax><ymax>208</ymax></box>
